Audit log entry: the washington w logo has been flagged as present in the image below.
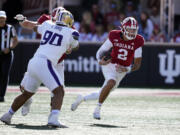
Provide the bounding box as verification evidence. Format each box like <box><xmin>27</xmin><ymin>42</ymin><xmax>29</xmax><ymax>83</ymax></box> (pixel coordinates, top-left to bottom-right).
<box><xmin>158</xmin><ymin>50</ymin><xmax>180</xmax><ymax>84</ymax></box>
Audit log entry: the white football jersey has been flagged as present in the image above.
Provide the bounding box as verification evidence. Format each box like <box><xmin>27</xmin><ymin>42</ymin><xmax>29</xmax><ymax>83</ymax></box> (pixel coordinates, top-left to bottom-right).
<box><xmin>34</xmin><ymin>20</ymin><xmax>79</xmax><ymax>64</ymax></box>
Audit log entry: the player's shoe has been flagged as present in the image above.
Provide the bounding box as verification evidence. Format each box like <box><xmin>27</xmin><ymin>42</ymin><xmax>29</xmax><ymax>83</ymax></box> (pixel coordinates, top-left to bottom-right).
<box><xmin>93</xmin><ymin>106</ymin><xmax>101</xmax><ymax>120</ymax></box>
<box><xmin>21</xmin><ymin>98</ymin><xmax>32</xmax><ymax>116</ymax></box>
<box><xmin>71</xmin><ymin>95</ymin><xmax>84</xmax><ymax>111</ymax></box>
<box><xmin>47</xmin><ymin>113</ymin><xmax>67</xmax><ymax>128</ymax></box>
<box><xmin>0</xmin><ymin>112</ymin><xmax>12</xmax><ymax>124</ymax></box>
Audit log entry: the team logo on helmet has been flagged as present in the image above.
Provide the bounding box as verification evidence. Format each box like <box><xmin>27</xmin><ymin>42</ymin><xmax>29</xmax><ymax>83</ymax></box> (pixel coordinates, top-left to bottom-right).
<box><xmin>55</xmin><ymin>10</ymin><xmax>74</xmax><ymax>28</ymax></box>
<box><xmin>121</xmin><ymin>17</ymin><xmax>138</xmax><ymax>40</ymax></box>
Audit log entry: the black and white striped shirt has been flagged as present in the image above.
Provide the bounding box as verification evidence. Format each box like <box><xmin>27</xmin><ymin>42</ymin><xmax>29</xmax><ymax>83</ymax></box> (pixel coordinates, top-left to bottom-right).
<box><xmin>0</xmin><ymin>24</ymin><xmax>16</xmax><ymax>51</ymax></box>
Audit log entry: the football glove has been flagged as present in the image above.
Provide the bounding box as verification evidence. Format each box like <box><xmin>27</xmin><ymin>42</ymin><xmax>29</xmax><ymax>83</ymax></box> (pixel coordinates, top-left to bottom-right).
<box><xmin>14</xmin><ymin>14</ymin><xmax>26</xmax><ymax>22</ymax></box>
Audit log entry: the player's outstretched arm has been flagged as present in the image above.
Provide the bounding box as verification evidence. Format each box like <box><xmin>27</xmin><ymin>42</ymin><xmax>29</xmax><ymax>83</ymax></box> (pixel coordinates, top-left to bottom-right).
<box><xmin>14</xmin><ymin>14</ymin><xmax>38</xmax><ymax>30</ymax></box>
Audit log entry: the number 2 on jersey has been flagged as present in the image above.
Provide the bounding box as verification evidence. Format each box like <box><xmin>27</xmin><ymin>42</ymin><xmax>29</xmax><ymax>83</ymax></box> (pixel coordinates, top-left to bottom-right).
<box><xmin>117</xmin><ymin>49</ymin><xmax>128</xmax><ymax>60</ymax></box>
<box><xmin>40</xmin><ymin>30</ymin><xmax>63</xmax><ymax>46</ymax></box>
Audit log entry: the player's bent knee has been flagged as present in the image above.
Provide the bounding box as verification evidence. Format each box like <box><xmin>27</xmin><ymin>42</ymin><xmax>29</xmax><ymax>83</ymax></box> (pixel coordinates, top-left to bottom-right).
<box><xmin>22</xmin><ymin>90</ymin><xmax>34</xmax><ymax>98</ymax></box>
<box><xmin>107</xmin><ymin>79</ymin><xmax>116</xmax><ymax>88</ymax></box>
<box><xmin>20</xmin><ymin>85</ymin><xmax>25</xmax><ymax>93</ymax></box>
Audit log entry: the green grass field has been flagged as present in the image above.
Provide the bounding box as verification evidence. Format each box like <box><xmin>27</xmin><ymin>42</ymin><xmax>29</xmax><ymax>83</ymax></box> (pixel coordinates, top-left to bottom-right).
<box><xmin>0</xmin><ymin>87</ymin><xmax>180</xmax><ymax>135</ymax></box>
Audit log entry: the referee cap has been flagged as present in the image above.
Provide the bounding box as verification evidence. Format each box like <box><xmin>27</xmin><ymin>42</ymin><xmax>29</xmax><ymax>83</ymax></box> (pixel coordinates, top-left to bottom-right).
<box><xmin>0</xmin><ymin>11</ymin><xmax>6</xmax><ymax>18</ymax></box>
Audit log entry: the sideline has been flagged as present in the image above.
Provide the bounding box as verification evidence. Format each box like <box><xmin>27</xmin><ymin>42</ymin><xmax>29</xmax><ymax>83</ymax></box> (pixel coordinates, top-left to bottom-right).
<box><xmin>7</xmin><ymin>86</ymin><xmax>180</xmax><ymax>97</ymax></box>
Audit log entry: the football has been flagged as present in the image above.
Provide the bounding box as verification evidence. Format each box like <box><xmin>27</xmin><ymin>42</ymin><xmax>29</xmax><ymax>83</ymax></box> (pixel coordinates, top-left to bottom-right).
<box><xmin>100</xmin><ymin>49</ymin><xmax>112</xmax><ymax>61</ymax></box>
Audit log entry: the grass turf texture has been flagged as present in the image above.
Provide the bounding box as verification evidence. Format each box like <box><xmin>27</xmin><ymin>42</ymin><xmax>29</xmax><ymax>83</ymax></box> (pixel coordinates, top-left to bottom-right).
<box><xmin>0</xmin><ymin>87</ymin><xmax>180</xmax><ymax>135</ymax></box>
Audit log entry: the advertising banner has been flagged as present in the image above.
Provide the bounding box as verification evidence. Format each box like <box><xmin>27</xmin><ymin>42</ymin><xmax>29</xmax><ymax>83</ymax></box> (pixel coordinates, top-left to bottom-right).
<box><xmin>10</xmin><ymin>42</ymin><xmax>180</xmax><ymax>88</ymax></box>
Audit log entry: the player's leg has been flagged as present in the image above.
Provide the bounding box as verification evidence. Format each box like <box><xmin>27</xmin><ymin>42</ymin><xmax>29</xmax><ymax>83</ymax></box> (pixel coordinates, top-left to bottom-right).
<box><xmin>71</xmin><ymin>63</ymin><xmax>117</xmax><ymax>112</ymax></box>
<box><xmin>36</xmin><ymin>59</ymin><xmax>66</xmax><ymax>127</ymax></box>
<box><xmin>93</xmin><ymin>79</ymin><xmax>116</xmax><ymax>120</ymax></box>
<box><xmin>71</xmin><ymin>80</ymin><xmax>108</xmax><ymax>111</ymax></box>
<box><xmin>50</xmin><ymin>62</ymin><xmax>64</xmax><ymax>111</ymax></box>
<box><xmin>71</xmin><ymin>64</ymin><xmax>118</xmax><ymax>111</ymax></box>
<box><xmin>0</xmin><ymin>90</ymin><xmax>34</xmax><ymax>124</ymax></box>
<box><xmin>20</xmin><ymin>72</ymin><xmax>37</xmax><ymax>116</ymax></box>
<box><xmin>48</xmin><ymin>86</ymin><xmax>65</xmax><ymax>127</ymax></box>
<box><xmin>20</xmin><ymin>85</ymin><xmax>33</xmax><ymax>116</ymax></box>
<box><xmin>93</xmin><ymin>63</ymin><xmax>126</xmax><ymax>119</ymax></box>
<box><xmin>0</xmin><ymin>71</ymin><xmax>39</xmax><ymax>124</ymax></box>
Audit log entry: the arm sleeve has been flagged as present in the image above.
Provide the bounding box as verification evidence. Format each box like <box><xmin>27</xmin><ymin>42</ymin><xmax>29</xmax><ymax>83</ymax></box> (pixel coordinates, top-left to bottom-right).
<box><xmin>96</xmin><ymin>39</ymin><xmax>113</xmax><ymax>62</ymax></box>
<box><xmin>70</xmin><ymin>30</ymin><xmax>79</xmax><ymax>48</ymax></box>
<box><xmin>134</xmin><ymin>47</ymin><xmax>142</xmax><ymax>58</ymax></box>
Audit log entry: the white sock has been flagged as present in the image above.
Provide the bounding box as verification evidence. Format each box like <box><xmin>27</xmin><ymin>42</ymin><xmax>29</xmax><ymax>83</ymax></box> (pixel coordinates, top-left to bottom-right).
<box><xmin>84</xmin><ymin>92</ymin><xmax>100</xmax><ymax>101</ymax></box>
<box><xmin>97</xmin><ymin>103</ymin><xmax>102</xmax><ymax>107</ymax></box>
<box><xmin>8</xmin><ymin>107</ymin><xmax>15</xmax><ymax>115</ymax></box>
<box><xmin>94</xmin><ymin>104</ymin><xmax>101</xmax><ymax>113</ymax></box>
<box><xmin>51</xmin><ymin>110</ymin><xmax>60</xmax><ymax>115</ymax></box>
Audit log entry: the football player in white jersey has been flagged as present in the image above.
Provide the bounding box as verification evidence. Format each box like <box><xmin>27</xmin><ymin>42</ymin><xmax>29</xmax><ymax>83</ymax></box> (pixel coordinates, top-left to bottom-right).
<box><xmin>15</xmin><ymin>7</ymin><xmax>69</xmax><ymax>117</ymax></box>
<box><xmin>0</xmin><ymin>10</ymin><xmax>79</xmax><ymax>127</ymax></box>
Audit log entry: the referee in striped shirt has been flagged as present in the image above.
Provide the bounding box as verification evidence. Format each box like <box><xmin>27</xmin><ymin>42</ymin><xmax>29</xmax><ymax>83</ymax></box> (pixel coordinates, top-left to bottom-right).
<box><xmin>0</xmin><ymin>11</ymin><xmax>18</xmax><ymax>102</ymax></box>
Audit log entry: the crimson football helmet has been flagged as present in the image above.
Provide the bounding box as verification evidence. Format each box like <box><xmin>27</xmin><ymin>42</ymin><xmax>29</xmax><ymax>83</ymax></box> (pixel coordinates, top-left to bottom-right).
<box><xmin>121</xmin><ymin>17</ymin><xmax>138</xmax><ymax>40</ymax></box>
<box><xmin>51</xmin><ymin>6</ymin><xmax>65</xmax><ymax>20</ymax></box>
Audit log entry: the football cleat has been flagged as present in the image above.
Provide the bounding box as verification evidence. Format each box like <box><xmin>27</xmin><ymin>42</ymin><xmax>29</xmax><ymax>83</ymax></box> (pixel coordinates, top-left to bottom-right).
<box><xmin>0</xmin><ymin>112</ymin><xmax>12</xmax><ymax>125</ymax></box>
<box><xmin>47</xmin><ymin>113</ymin><xmax>67</xmax><ymax>128</ymax></box>
<box><xmin>71</xmin><ymin>95</ymin><xmax>84</xmax><ymax>111</ymax></box>
<box><xmin>93</xmin><ymin>106</ymin><xmax>101</xmax><ymax>120</ymax></box>
<box><xmin>21</xmin><ymin>98</ymin><xmax>32</xmax><ymax>116</ymax></box>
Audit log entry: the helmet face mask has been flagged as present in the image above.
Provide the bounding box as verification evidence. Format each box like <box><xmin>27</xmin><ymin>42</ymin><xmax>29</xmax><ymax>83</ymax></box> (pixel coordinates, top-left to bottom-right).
<box><xmin>122</xmin><ymin>17</ymin><xmax>138</xmax><ymax>40</ymax></box>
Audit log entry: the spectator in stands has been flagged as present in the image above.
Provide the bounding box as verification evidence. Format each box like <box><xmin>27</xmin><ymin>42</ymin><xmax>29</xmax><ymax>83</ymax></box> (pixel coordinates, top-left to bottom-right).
<box><xmin>173</xmin><ymin>33</ymin><xmax>180</xmax><ymax>43</ymax></box>
<box><xmin>91</xmin><ymin>4</ymin><xmax>104</xmax><ymax>25</ymax></box>
<box><xmin>107</xmin><ymin>24</ymin><xmax>115</xmax><ymax>32</ymax></box>
<box><xmin>150</xmin><ymin>25</ymin><xmax>166</xmax><ymax>42</ymax></box>
<box><xmin>147</xmin><ymin>0</ymin><xmax>160</xmax><ymax>10</ymax></box>
<box><xmin>113</xmin><ymin>12</ymin><xmax>126</xmax><ymax>27</ymax></box>
<box><xmin>139</xmin><ymin>11</ymin><xmax>154</xmax><ymax>41</ymax></box>
<box><xmin>172</xmin><ymin>24</ymin><xmax>180</xmax><ymax>42</ymax></box>
<box><xmin>125</xmin><ymin>1</ymin><xmax>138</xmax><ymax>19</ymax></box>
<box><xmin>98</xmin><ymin>0</ymin><xmax>111</xmax><ymax>15</ymax></box>
<box><xmin>79</xmin><ymin>24</ymin><xmax>93</xmax><ymax>42</ymax></box>
<box><xmin>80</xmin><ymin>11</ymin><xmax>95</xmax><ymax>33</ymax></box>
<box><xmin>104</xmin><ymin>2</ymin><xmax>119</xmax><ymax>26</ymax></box>
<box><xmin>73</xmin><ymin>21</ymin><xmax>80</xmax><ymax>32</ymax></box>
<box><xmin>91</xmin><ymin>24</ymin><xmax>108</xmax><ymax>42</ymax></box>
<box><xmin>150</xmin><ymin>6</ymin><xmax>160</xmax><ymax>27</ymax></box>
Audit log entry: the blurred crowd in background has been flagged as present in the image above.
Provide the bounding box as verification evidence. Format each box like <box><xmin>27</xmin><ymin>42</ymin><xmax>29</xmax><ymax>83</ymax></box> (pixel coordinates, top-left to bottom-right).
<box><xmin>1</xmin><ymin>0</ymin><xmax>180</xmax><ymax>43</ymax></box>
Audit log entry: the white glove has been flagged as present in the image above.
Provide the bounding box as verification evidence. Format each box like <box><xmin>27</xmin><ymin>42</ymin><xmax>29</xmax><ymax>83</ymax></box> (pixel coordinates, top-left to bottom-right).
<box><xmin>14</xmin><ymin>14</ymin><xmax>26</xmax><ymax>22</ymax></box>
